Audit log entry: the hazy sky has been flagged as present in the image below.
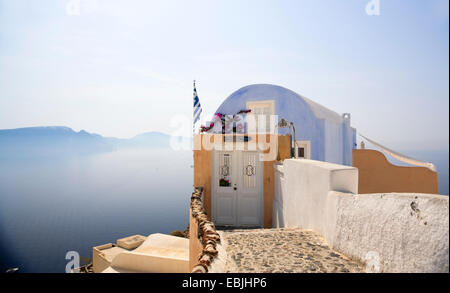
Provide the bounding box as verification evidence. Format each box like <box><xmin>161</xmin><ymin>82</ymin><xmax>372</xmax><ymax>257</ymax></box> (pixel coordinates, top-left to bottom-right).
<box><xmin>0</xmin><ymin>0</ymin><xmax>448</xmax><ymax>150</ymax></box>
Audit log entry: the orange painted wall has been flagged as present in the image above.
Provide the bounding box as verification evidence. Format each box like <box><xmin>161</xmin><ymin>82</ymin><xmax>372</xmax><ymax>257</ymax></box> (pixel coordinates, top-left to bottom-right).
<box><xmin>189</xmin><ymin>208</ymin><xmax>203</xmax><ymax>271</ymax></box>
<box><xmin>193</xmin><ymin>148</ymin><xmax>212</xmax><ymax>218</ymax></box>
<box><xmin>353</xmin><ymin>149</ymin><xmax>438</xmax><ymax>194</ymax></box>
<box><xmin>193</xmin><ymin>134</ymin><xmax>291</xmax><ymax>228</ymax></box>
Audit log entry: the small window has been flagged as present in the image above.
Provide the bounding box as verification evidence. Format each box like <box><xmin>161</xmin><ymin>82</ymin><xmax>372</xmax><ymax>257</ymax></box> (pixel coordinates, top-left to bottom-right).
<box><xmin>295</xmin><ymin>141</ymin><xmax>310</xmax><ymax>159</ymax></box>
<box><xmin>297</xmin><ymin>147</ymin><xmax>305</xmax><ymax>158</ymax></box>
<box><xmin>246</xmin><ymin>100</ymin><xmax>275</xmax><ymax>133</ymax></box>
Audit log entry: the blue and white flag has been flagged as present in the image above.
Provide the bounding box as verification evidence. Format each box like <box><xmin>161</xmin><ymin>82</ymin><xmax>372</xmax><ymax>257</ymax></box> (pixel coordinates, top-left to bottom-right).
<box><xmin>193</xmin><ymin>81</ymin><xmax>202</xmax><ymax>134</ymax></box>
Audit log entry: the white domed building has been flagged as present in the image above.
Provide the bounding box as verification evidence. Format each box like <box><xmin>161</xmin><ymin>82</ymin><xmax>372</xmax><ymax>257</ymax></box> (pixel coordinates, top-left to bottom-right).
<box><xmin>207</xmin><ymin>84</ymin><xmax>356</xmax><ymax>165</ymax></box>
<box><xmin>194</xmin><ymin>84</ymin><xmax>357</xmax><ymax>228</ymax></box>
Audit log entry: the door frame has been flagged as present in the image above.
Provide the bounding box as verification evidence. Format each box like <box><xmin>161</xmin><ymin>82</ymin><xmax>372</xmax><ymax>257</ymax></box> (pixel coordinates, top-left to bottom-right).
<box><xmin>211</xmin><ymin>150</ymin><xmax>264</xmax><ymax>227</ymax></box>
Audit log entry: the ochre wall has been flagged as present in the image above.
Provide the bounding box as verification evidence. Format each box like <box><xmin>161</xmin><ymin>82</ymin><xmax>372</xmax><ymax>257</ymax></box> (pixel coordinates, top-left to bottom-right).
<box><xmin>189</xmin><ymin>208</ymin><xmax>203</xmax><ymax>271</ymax></box>
<box><xmin>193</xmin><ymin>134</ymin><xmax>291</xmax><ymax>228</ymax></box>
<box><xmin>262</xmin><ymin>161</ymin><xmax>275</xmax><ymax>228</ymax></box>
<box><xmin>353</xmin><ymin>149</ymin><xmax>438</xmax><ymax>194</ymax></box>
<box><xmin>193</xmin><ymin>146</ymin><xmax>212</xmax><ymax>217</ymax></box>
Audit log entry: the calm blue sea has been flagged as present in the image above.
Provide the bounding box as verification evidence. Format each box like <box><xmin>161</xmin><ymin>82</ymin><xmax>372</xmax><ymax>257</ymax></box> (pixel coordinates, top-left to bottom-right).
<box><xmin>0</xmin><ymin>149</ymin><xmax>193</xmax><ymax>273</ymax></box>
<box><xmin>0</xmin><ymin>148</ymin><xmax>447</xmax><ymax>272</ymax></box>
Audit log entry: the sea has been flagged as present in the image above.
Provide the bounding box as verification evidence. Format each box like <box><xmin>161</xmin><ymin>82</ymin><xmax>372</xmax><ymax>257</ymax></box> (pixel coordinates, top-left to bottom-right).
<box><xmin>0</xmin><ymin>148</ymin><xmax>193</xmax><ymax>272</ymax></box>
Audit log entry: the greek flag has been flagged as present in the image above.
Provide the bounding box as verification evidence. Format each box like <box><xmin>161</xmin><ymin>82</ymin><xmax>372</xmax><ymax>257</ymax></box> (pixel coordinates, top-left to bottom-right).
<box><xmin>193</xmin><ymin>81</ymin><xmax>202</xmax><ymax>133</ymax></box>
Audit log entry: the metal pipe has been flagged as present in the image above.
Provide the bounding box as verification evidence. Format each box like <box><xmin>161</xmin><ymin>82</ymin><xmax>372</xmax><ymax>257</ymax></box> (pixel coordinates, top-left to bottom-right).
<box><xmin>290</xmin><ymin>122</ymin><xmax>296</xmax><ymax>158</ymax></box>
<box><xmin>277</xmin><ymin>118</ymin><xmax>296</xmax><ymax>158</ymax></box>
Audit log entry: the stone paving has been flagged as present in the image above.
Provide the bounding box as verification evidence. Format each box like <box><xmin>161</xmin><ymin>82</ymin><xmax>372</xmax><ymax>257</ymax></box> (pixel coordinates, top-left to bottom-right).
<box><xmin>219</xmin><ymin>228</ymin><xmax>364</xmax><ymax>273</ymax></box>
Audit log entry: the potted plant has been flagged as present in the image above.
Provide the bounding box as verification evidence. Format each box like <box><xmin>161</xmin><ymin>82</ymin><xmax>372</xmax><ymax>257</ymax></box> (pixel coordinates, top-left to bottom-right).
<box><xmin>219</xmin><ymin>178</ymin><xmax>231</xmax><ymax>187</ymax></box>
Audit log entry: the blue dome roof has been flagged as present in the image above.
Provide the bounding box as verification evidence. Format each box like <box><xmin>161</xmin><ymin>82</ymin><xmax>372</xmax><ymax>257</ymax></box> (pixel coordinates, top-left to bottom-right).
<box><xmin>213</xmin><ymin>84</ymin><xmax>355</xmax><ymax>165</ymax></box>
<box><xmin>216</xmin><ymin>84</ymin><xmax>343</xmax><ymax>125</ymax></box>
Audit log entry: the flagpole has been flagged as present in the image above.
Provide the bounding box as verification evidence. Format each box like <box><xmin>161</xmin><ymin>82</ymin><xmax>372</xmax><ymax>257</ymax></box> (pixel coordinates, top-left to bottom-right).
<box><xmin>193</xmin><ymin>80</ymin><xmax>196</xmax><ymax>138</ymax></box>
<box><xmin>192</xmin><ymin>80</ymin><xmax>196</xmax><ymax>190</ymax></box>
<box><xmin>192</xmin><ymin>79</ymin><xmax>202</xmax><ymax>153</ymax></box>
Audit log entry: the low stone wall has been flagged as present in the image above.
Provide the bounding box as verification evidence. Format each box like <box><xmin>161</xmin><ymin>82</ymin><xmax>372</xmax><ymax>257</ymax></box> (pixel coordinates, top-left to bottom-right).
<box><xmin>189</xmin><ymin>187</ymin><xmax>223</xmax><ymax>273</ymax></box>
<box><xmin>274</xmin><ymin>159</ymin><xmax>449</xmax><ymax>272</ymax></box>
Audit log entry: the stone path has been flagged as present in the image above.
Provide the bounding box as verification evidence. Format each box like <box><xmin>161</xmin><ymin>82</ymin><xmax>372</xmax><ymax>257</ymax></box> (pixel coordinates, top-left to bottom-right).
<box><xmin>219</xmin><ymin>228</ymin><xmax>364</xmax><ymax>273</ymax></box>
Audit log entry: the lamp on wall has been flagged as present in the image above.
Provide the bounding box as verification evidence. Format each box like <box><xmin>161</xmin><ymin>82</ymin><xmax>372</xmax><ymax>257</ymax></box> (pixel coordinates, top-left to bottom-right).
<box><xmin>278</xmin><ymin>118</ymin><xmax>288</xmax><ymax>128</ymax></box>
<box><xmin>277</xmin><ymin>118</ymin><xmax>296</xmax><ymax>158</ymax></box>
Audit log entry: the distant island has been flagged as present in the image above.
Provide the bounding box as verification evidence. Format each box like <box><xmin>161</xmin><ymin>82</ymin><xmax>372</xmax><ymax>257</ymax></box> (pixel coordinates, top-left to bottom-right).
<box><xmin>0</xmin><ymin>126</ymin><xmax>180</xmax><ymax>158</ymax></box>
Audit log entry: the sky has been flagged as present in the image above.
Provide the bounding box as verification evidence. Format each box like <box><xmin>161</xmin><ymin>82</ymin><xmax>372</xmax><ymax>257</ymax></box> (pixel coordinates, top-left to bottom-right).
<box><xmin>0</xmin><ymin>0</ymin><xmax>448</xmax><ymax>150</ymax></box>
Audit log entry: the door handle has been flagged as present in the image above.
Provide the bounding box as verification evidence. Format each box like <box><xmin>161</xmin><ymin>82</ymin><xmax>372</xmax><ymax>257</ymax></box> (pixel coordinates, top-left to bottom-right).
<box><xmin>234</xmin><ymin>187</ymin><xmax>237</xmax><ymax>191</ymax></box>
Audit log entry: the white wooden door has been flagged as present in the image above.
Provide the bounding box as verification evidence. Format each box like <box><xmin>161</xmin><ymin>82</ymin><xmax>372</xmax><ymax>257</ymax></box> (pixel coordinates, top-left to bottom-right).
<box><xmin>213</xmin><ymin>151</ymin><xmax>237</xmax><ymax>225</ymax></box>
<box><xmin>213</xmin><ymin>151</ymin><xmax>262</xmax><ymax>227</ymax></box>
<box><xmin>236</xmin><ymin>151</ymin><xmax>262</xmax><ymax>226</ymax></box>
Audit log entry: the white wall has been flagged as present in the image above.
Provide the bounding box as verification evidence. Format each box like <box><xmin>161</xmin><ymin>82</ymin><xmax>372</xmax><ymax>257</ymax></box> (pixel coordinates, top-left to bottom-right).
<box><xmin>273</xmin><ymin>159</ymin><xmax>449</xmax><ymax>273</ymax></box>
<box><xmin>273</xmin><ymin>159</ymin><xmax>358</xmax><ymax>241</ymax></box>
<box><xmin>330</xmin><ymin>192</ymin><xmax>449</xmax><ymax>273</ymax></box>
<box><xmin>324</xmin><ymin>120</ymin><xmax>344</xmax><ymax>165</ymax></box>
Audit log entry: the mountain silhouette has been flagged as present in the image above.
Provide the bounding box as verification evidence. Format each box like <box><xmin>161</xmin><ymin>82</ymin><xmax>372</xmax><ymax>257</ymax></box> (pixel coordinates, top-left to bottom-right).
<box><xmin>0</xmin><ymin>126</ymin><xmax>181</xmax><ymax>158</ymax></box>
